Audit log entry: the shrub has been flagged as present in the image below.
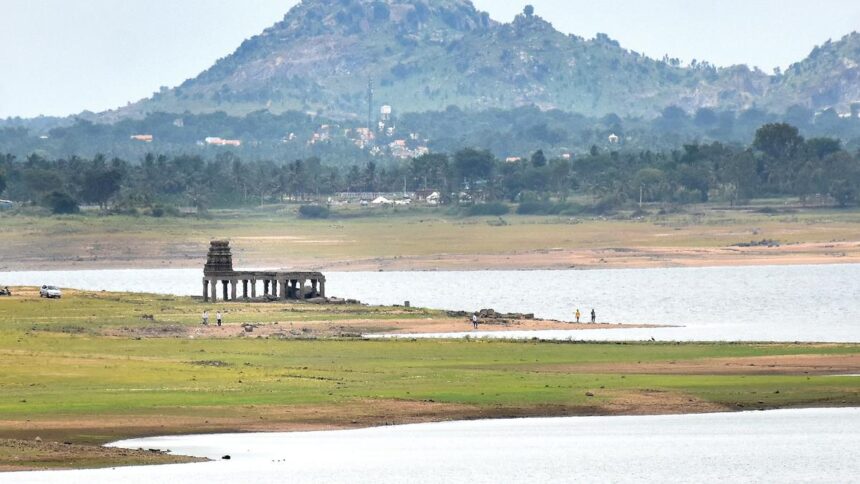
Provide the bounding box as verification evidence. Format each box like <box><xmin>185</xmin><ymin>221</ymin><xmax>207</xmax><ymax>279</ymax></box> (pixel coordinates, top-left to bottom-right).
<box><xmin>557</xmin><ymin>203</ymin><xmax>586</xmax><ymax>216</ymax></box>
<box><xmin>465</xmin><ymin>202</ymin><xmax>509</xmax><ymax>216</ymax></box>
<box><xmin>517</xmin><ymin>201</ymin><xmax>553</xmax><ymax>215</ymax></box>
<box><xmin>43</xmin><ymin>191</ymin><xmax>80</xmax><ymax>214</ymax></box>
<box><xmin>517</xmin><ymin>201</ymin><xmax>585</xmax><ymax>216</ymax></box>
<box><xmin>298</xmin><ymin>205</ymin><xmax>331</xmax><ymax>219</ymax></box>
<box><xmin>150</xmin><ymin>204</ymin><xmax>180</xmax><ymax>218</ymax></box>
<box><xmin>590</xmin><ymin>195</ymin><xmax>625</xmax><ymax>215</ymax></box>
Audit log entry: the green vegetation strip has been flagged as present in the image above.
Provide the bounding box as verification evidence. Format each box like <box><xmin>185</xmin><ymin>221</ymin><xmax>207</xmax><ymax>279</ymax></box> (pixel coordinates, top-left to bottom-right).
<box><xmin>1</xmin><ymin>337</ymin><xmax>857</xmax><ymax>415</ymax></box>
<box><xmin>0</xmin><ymin>290</ymin><xmax>857</xmax><ymax>470</ymax></box>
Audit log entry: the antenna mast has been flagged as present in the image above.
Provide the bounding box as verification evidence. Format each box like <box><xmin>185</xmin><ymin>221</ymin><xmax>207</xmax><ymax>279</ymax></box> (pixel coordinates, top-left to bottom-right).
<box><xmin>367</xmin><ymin>77</ymin><xmax>374</xmax><ymax>131</ymax></box>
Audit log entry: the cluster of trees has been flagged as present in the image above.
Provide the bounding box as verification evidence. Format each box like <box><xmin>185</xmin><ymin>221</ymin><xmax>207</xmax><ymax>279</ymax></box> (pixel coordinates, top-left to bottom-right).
<box><xmin>0</xmin><ymin>123</ymin><xmax>858</xmax><ymax>215</ymax></box>
<box><xmin>6</xmin><ymin>104</ymin><xmax>860</xmax><ymax>164</ymax></box>
<box><xmin>405</xmin><ymin>104</ymin><xmax>860</xmax><ymax>157</ymax></box>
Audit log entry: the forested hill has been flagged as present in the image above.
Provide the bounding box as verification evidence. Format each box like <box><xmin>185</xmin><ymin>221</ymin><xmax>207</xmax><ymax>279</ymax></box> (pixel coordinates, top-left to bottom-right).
<box><xmin>104</xmin><ymin>0</ymin><xmax>860</xmax><ymax>121</ymax></box>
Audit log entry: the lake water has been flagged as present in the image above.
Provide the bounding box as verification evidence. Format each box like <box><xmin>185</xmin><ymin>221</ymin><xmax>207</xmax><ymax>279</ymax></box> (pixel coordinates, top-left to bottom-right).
<box><xmin>2</xmin><ymin>264</ymin><xmax>858</xmax><ymax>342</ymax></box>
<box><xmin>6</xmin><ymin>408</ymin><xmax>859</xmax><ymax>483</ymax></box>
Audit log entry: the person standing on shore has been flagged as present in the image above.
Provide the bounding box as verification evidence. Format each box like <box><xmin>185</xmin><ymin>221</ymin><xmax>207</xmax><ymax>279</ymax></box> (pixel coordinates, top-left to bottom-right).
<box><xmin>216</xmin><ymin>311</ymin><xmax>223</xmax><ymax>327</ymax></box>
<box><xmin>471</xmin><ymin>313</ymin><xmax>479</xmax><ymax>329</ymax></box>
<box><xmin>202</xmin><ymin>310</ymin><xmax>209</xmax><ymax>326</ymax></box>
<box><xmin>575</xmin><ymin>309</ymin><xmax>581</xmax><ymax>323</ymax></box>
<box><xmin>591</xmin><ymin>309</ymin><xmax>596</xmax><ymax>324</ymax></box>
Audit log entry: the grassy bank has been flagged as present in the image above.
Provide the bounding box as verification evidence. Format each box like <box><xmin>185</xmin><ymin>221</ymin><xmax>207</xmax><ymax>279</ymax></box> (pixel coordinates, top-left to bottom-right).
<box><xmin>0</xmin><ymin>289</ymin><xmax>858</xmax><ymax>471</ymax></box>
<box><xmin>1</xmin><ymin>203</ymin><xmax>859</xmax><ymax>271</ymax></box>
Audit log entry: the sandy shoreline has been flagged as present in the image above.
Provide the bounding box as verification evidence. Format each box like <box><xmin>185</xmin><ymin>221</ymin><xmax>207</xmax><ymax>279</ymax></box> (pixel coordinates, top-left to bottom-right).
<box><xmin>2</xmin><ymin>242</ymin><xmax>858</xmax><ymax>272</ymax></box>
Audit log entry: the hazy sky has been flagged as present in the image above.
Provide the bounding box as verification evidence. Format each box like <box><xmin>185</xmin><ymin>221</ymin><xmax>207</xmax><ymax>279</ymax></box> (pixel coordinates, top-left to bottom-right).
<box><xmin>2</xmin><ymin>0</ymin><xmax>859</xmax><ymax>118</ymax></box>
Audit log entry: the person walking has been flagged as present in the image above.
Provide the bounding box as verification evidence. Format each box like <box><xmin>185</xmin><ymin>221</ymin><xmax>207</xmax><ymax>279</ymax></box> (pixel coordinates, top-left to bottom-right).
<box><xmin>202</xmin><ymin>310</ymin><xmax>209</xmax><ymax>326</ymax></box>
<box><xmin>471</xmin><ymin>313</ymin><xmax>479</xmax><ymax>329</ymax></box>
<box><xmin>575</xmin><ymin>309</ymin><xmax>581</xmax><ymax>323</ymax></box>
<box><xmin>216</xmin><ymin>311</ymin><xmax>223</xmax><ymax>327</ymax></box>
<box><xmin>591</xmin><ymin>309</ymin><xmax>596</xmax><ymax>324</ymax></box>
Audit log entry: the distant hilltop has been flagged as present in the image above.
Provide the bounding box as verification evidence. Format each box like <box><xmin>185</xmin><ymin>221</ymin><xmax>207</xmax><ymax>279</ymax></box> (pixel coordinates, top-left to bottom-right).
<box><xmin>95</xmin><ymin>0</ymin><xmax>860</xmax><ymax>122</ymax></box>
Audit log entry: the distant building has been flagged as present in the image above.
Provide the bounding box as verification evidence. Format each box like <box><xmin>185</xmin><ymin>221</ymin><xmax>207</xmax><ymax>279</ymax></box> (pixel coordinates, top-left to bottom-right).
<box><xmin>415</xmin><ymin>189</ymin><xmax>441</xmax><ymax>205</ymax></box>
<box><xmin>355</xmin><ymin>127</ymin><xmax>375</xmax><ymax>141</ymax></box>
<box><xmin>131</xmin><ymin>134</ymin><xmax>154</xmax><ymax>143</ymax></box>
<box><xmin>387</xmin><ymin>139</ymin><xmax>428</xmax><ymax>159</ymax></box>
<box><xmin>205</xmin><ymin>137</ymin><xmax>241</xmax><ymax>147</ymax></box>
<box><xmin>608</xmin><ymin>133</ymin><xmax>620</xmax><ymax>144</ymax></box>
<box><xmin>505</xmin><ymin>157</ymin><xmax>522</xmax><ymax>163</ymax></box>
<box><xmin>378</xmin><ymin>105</ymin><xmax>395</xmax><ymax>135</ymax></box>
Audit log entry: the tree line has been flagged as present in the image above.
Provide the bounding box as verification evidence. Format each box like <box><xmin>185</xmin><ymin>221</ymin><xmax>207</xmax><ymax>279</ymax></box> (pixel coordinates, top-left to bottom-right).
<box><xmin>0</xmin><ymin>123</ymin><xmax>858</xmax><ymax>215</ymax></box>
<box><xmin>5</xmin><ymin>103</ymin><xmax>860</xmax><ymax>163</ymax></box>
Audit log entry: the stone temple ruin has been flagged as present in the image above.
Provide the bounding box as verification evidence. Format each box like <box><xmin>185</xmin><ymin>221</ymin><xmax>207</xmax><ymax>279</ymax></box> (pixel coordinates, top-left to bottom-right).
<box><xmin>202</xmin><ymin>241</ymin><xmax>326</xmax><ymax>302</ymax></box>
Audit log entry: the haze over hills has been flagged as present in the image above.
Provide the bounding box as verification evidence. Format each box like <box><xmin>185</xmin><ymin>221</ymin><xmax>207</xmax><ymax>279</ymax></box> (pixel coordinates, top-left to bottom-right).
<box><xmin>105</xmin><ymin>0</ymin><xmax>860</xmax><ymax>122</ymax></box>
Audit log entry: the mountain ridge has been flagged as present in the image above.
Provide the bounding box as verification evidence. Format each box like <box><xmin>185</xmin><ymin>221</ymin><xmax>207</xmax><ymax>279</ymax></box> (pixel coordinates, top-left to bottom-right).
<box><xmin>100</xmin><ymin>0</ymin><xmax>860</xmax><ymax>121</ymax></box>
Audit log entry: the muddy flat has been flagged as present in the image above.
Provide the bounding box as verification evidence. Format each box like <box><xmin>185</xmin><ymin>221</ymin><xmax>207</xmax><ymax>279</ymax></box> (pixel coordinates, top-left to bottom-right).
<box><xmin>542</xmin><ymin>354</ymin><xmax>860</xmax><ymax>376</ymax></box>
<box><xmin>105</xmin><ymin>319</ymin><xmax>668</xmax><ymax>339</ymax></box>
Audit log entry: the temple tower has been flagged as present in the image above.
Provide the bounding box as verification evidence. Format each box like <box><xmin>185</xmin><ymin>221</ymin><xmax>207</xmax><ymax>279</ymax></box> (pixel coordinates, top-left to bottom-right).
<box><xmin>204</xmin><ymin>240</ymin><xmax>234</xmax><ymax>276</ymax></box>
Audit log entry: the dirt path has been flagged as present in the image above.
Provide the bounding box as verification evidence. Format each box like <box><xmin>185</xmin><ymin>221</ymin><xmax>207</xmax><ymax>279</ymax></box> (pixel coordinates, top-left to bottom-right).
<box><xmin>543</xmin><ymin>354</ymin><xmax>860</xmax><ymax>376</ymax></box>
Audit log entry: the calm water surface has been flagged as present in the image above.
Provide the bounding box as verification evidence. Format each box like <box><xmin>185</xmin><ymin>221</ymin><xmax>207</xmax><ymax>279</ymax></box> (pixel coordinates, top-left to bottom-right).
<box><xmin>2</xmin><ymin>264</ymin><xmax>859</xmax><ymax>342</ymax></box>
<box><xmin>5</xmin><ymin>409</ymin><xmax>859</xmax><ymax>484</ymax></box>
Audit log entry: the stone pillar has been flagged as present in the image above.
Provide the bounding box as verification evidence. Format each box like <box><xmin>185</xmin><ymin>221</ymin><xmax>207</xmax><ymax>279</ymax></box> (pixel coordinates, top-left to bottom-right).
<box><xmin>297</xmin><ymin>279</ymin><xmax>306</xmax><ymax>299</ymax></box>
<box><xmin>230</xmin><ymin>280</ymin><xmax>237</xmax><ymax>300</ymax></box>
<box><xmin>222</xmin><ymin>281</ymin><xmax>229</xmax><ymax>301</ymax></box>
<box><xmin>281</xmin><ymin>280</ymin><xmax>289</xmax><ymax>300</ymax></box>
<box><xmin>210</xmin><ymin>279</ymin><xmax>218</xmax><ymax>302</ymax></box>
<box><xmin>203</xmin><ymin>280</ymin><xmax>209</xmax><ymax>302</ymax></box>
<box><xmin>251</xmin><ymin>279</ymin><xmax>257</xmax><ymax>298</ymax></box>
<box><xmin>264</xmin><ymin>280</ymin><xmax>270</xmax><ymax>296</ymax></box>
<box><xmin>242</xmin><ymin>280</ymin><xmax>248</xmax><ymax>299</ymax></box>
<box><xmin>272</xmin><ymin>280</ymin><xmax>279</xmax><ymax>299</ymax></box>
<box><xmin>311</xmin><ymin>279</ymin><xmax>319</xmax><ymax>297</ymax></box>
<box><xmin>319</xmin><ymin>280</ymin><xmax>326</xmax><ymax>299</ymax></box>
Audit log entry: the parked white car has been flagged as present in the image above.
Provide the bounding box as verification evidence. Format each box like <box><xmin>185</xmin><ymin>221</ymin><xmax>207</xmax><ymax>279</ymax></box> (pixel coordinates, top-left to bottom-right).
<box><xmin>40</xmin><ymin>285</ymin><xmax>62</xmax><ymax>299</ymax></box>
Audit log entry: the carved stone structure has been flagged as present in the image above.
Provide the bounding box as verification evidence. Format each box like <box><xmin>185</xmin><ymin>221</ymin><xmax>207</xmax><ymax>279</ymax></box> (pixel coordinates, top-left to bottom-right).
<box><xmin>202</xmin><ymin>241</ymin><xmax>326</xmax><ymax>302</ymax></box>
